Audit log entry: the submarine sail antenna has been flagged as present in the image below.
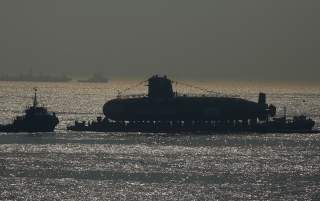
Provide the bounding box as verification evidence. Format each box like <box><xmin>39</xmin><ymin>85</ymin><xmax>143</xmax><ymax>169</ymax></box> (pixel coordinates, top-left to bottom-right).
<box><xmin>116</xmin><ymin>90</ymin><xmax>121</xmax><ymax>98</ymax></box>
<box><xmin>33</xmin><ymin>87</ymin><xmax>38</xmax><ymax>107</ymax></box>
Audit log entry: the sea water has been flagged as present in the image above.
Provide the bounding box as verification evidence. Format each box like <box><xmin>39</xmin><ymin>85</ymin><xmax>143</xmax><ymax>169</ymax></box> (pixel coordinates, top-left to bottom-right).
<box><xmin>0</xmin><ymin>80</ymin><xmax>319</xmax><ymax>200</ymax></box>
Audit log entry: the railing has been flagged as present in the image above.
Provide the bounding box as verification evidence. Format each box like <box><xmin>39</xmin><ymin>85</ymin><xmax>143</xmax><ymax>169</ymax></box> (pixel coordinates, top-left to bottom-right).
<box><xmin>116</xmin><ymin>93</ymin><xmax>148</xmax><ymax>99</ymax></box>
<box><xmin>116</xmin><ymin>92</ymin><xmax>239</xmax><ymax>99</ymax></box>
<box><xmin>175</xmin><ymin>92</ymin><xmax>239</xmax><ymax>98</ymax></box>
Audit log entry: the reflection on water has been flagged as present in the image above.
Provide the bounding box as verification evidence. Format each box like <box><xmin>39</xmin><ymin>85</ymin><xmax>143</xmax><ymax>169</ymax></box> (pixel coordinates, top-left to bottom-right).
<box><xmin>0</xmin><ymin>81</ymin><xmax>320</xmax><ymax>200</ymax></box>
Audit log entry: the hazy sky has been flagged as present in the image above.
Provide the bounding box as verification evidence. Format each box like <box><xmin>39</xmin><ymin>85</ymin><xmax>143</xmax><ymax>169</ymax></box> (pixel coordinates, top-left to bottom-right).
<box><xmin>0</xmin><ymin>1</ymin><xmax>319</xmax><ymax>81</ymax></box>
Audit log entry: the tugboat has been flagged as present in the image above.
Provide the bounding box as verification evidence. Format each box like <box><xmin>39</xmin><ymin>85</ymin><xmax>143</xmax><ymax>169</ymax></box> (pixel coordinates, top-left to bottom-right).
<box><xmin>0</xmin><ymin>88</ymin><xmax>59</xmax><ymax>133</ymax></box>
<box><xmin>67</xmin><ymin>75</ymin><xmax>316</xmax><ymax>133</ymax></box>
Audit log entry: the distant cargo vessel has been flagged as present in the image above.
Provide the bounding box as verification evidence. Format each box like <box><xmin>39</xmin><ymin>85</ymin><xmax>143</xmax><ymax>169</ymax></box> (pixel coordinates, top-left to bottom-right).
<box><xmin>68</xmin><ymin>75</ymin><xmax>316</xmax><ymax>133</ymax></box>
<box><xmin>78</xmin><ymin>73</ymin><xmax>109</xmax><ymax>83</ymax></box>
<box><xmin>0</xmin><ymin>89</ymin><xmax>59</xmax><ymax>133</ymax></box>
<box><xmin>0</xmin><ymin>73</ymin><xmax>72</xmax><ymax>82</ymax></box>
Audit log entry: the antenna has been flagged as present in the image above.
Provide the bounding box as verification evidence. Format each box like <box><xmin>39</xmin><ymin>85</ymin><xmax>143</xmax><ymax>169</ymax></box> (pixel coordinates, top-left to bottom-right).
<box><xmin>117</xmin><ymin>90</ymin><xmax>121</xmax><ymax>98</ymax></box>
<box><xmin>33</xmin><ymin>87</ymin><xmax>38</xmax><ymax>107</ymax></box>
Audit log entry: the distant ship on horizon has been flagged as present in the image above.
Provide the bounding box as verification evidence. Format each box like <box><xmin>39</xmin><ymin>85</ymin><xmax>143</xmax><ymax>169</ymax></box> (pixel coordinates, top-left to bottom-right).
<box><xmin>78</xmin><ymin>73</ymin><xmax>109</xmax><ymax>83</ymax></box>
<box><xmin>0</xmin><ymin>73</ymin><xmax>72</xmax><ymax>83</ymax></box>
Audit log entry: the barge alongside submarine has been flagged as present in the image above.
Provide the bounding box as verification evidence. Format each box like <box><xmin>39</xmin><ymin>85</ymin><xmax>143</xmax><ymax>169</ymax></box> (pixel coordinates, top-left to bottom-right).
<box><xmin>67</xmin><ymin>75</ymin><xmax>315</xmax><ymax>133</ymax></box>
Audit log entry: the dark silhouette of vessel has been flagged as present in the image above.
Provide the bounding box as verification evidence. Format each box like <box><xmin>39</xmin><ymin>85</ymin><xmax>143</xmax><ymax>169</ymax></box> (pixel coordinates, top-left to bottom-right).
<box><xmin>78</xmin><ymin>73</ymin><xmax>109</xmax><ymax>83</ymax></box>
<box><xmin>0</xmin><ymin>72</ymin><xmax>72</xmax><ymax>82</ymax></box>
<box><xmin>0</xmin><ymin>89</ymin><xmax>59</xmax><ymax>133</ymax></box>
<box><xmin>67</xmin><ymin>75</ymin><xmax>315</xmax><ymax>133</ymax></box>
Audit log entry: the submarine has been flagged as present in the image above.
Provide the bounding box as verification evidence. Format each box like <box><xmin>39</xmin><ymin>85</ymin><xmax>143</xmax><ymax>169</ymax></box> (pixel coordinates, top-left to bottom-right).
<box><xmin>0</xmin><ymin>89</ymin><xmax>59</xmax><ymax>133</ymax></box>
<box><xmin>103</xmin><ymin>75</ymin><xmax>275</xmax><ymax>122</ymax></box>
<box><xmin>68</xmin><ymin>75</ymin><xmax>315</xmax><ymax>133</ymax></box>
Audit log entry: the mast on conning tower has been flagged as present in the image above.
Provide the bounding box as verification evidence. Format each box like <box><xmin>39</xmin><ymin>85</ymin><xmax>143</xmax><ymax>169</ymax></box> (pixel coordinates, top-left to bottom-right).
<box><xmin>33</xmin><ymin>88</ymin><xmax>38</xmax><ymax>107</ymax></box>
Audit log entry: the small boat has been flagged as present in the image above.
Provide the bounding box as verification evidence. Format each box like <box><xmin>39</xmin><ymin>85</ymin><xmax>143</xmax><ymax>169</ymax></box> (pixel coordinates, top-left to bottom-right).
<box><xmin>0</xmin><ymin>89</ymin><xmax>59</xmax><ymax>133</ymax></box>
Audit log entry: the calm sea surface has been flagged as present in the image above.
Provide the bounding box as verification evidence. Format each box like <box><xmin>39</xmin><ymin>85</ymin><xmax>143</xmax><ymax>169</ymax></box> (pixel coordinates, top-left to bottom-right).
<box><xmin>0</xmin><ymin>80</ymin><xmax>319</xmax><ymax>200</ymax></box>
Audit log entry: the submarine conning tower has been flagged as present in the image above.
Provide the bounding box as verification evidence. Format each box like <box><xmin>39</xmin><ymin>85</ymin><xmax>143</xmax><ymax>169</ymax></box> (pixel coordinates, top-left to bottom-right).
<box><xmin>103</xmin><ymin>75</ymin><xmax>276</xmax><ymax>122</ymax></box>
<box><xmin>148</xmin><ymin>75</ymin><xmax>174</xmax><ymax>99</ymax></box>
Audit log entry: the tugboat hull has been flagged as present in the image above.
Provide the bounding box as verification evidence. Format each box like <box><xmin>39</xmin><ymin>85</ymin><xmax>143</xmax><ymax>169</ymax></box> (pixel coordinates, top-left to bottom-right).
<box><xmin>0</xmin><ymin>116</ymin><xmax>59</xmax><ymax>133</ymax></box>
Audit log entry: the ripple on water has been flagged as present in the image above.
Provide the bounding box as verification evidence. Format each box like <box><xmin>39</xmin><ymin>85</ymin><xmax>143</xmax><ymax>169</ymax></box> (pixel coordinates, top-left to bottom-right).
<box><xmin>1</xmin><ymin>82</ymin><xmax>320</xmax><ymax>200</ymax></box>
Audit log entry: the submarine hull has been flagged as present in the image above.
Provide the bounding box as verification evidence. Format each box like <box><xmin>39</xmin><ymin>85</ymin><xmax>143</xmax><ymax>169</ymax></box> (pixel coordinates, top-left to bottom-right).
<box><xmin>103</xmin><ymin>96</ymin><xmax>269</xmax><ymax>121</ymax></box>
